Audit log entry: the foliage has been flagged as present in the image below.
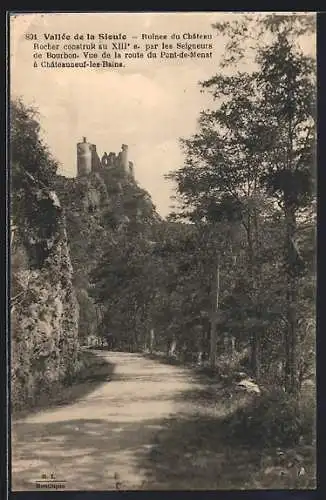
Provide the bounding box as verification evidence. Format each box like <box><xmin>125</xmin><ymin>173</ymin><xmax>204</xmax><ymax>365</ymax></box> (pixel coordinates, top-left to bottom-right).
<box><xmin>223</xmin><ymin>386</ymin><xmax>315</xmax><ymax>449</ymax></box>
<box><xmin>166</xmin><ymin>13</ymin><xmax>316</xmax><ymax>394</ymax></box>
<box><xmin>11</xmin><ymin>99</ymin><xmax>58</xmax><ymax>231</ymax></box>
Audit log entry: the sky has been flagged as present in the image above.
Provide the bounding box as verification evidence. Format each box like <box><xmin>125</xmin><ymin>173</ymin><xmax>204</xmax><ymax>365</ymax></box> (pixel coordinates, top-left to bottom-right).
<box><xmin>10</xmin><ymin>12</ymin><xmax>316</xmax><ymax>217</ymax></box>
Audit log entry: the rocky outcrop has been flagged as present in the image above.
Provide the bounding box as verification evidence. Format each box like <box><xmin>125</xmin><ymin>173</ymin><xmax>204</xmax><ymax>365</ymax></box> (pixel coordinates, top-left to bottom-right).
<box><xmin>53</xmin><ymin>165</ymin><xmax>160</xmax><ymax>346</ymax></box>
<box><xmin>11</xmin><ymin>186</ymin><xmax>80</xmax><ymax>410</ymax></box>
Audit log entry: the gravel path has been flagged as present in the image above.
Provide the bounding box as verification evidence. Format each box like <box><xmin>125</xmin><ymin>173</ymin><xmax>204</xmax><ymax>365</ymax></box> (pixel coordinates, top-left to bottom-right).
<box><xmin>11</xmin><ymin>351</ymin><xmax>199</xmax><ymax>490</ymax></box>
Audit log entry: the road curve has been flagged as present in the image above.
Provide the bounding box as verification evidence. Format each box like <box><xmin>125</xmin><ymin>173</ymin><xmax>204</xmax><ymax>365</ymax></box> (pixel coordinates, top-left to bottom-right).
<box><xmin>11</xmin><ymin>351</ymin><xmax>197</xmax><ymax>491</ymax></box>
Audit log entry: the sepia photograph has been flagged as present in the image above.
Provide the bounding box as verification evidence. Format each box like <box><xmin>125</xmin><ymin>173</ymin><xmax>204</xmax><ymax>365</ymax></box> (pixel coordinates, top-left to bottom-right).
<box><xmin>9</xmin><ymin>11</ymin><xmax>316</xmax><ymax>491</ymax></box>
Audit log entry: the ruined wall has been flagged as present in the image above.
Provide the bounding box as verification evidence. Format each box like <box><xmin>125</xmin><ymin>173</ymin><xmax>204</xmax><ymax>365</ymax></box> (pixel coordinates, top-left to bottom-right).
<box><xmin>77</xmin><ymin>138</ymin><xmax>135</xmax><ymax>180</ymax></box>
<box><xmin>91</xmin><ymin>144</ymin><xmax>102</xmax><ymax>173</ymax></box>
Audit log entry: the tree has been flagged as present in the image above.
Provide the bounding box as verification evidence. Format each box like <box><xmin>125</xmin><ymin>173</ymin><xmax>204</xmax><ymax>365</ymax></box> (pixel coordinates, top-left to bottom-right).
<box><xmin>256</xmin><ymin>27</ymin><xmax>315</xmax><ymax>395</ymax></box>
<box><xmin>11</xmin><ymin>98</ymin><xmax>58</xmax><ymax>222</ymax></box>
<box><xmin>10</xmin><ymin>98</ymin><xmax>60</xmax><ymax>267</ymax></box>
<box><xmin>168</xmin><ymin>13</ymin><xmax>316</xmax><ymax>392</ymax></box>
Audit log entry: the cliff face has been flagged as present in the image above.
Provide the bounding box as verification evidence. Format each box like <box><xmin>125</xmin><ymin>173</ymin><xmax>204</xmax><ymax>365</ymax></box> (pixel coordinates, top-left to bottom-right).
<box><xmin>11</xmin><ymin>185</ymin><xmax>80</xmax><ymax>410</ymax></box>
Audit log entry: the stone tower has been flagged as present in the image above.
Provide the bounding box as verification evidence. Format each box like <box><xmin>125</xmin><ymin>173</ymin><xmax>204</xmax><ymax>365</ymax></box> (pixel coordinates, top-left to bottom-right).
<box><xmin>77</xmin><ymin>137</ymin><xmax>92</xmax><ymax>177</ymax></box>
<box><xmin>120</xmin><ymin>144</ymin><xmax>129</xmax><ymax>173</ymax></box>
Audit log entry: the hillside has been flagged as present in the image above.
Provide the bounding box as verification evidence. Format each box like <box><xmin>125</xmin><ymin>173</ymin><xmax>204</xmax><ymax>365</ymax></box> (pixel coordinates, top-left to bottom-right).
<box><xmin>54</xmin><ymin>154</ymin><xmax>162</xmax><ymax>345</ymax></box>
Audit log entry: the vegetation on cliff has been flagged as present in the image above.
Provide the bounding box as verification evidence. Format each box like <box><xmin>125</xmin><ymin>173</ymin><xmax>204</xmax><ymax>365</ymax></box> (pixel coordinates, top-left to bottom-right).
<box><xmin>54</xmin><ymin>158</ymin><xmax>160</xmax><ymax>345</ymax></box>
<box><xmin>11</xmin><ymin>99</ymin><xmax>80</xmax><ymax>411</ymax></box>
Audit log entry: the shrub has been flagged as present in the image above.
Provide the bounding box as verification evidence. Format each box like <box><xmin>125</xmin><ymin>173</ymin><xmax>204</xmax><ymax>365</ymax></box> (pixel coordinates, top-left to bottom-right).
<box><xmin>224</xmin><ymin>387</ymin><xmax>315</xmax><ymax>449</ymax></box>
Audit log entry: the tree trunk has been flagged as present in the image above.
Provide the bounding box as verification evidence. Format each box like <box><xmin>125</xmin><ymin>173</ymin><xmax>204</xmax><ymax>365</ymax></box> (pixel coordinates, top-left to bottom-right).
<box><xmin>284</xmin><ymin>202</ymin><xmax>299</xmax><ymax>395</ymax></box>
<box><xmin>149</xmin><ymin>328</ymin><xmax>155</xmax><ymax>354</ymax></box>
<box><xmin>247</xmin><ymin>206</ymin><xmax>261</xmax><ymax>381</ymax></box>
<box><xmin>283</xmin><ymin>76</ymin><xmax>301</xmax><ymax>396</ymax></box>
<box><xmin>169</xmin><ymin>338</ymin><xmax>177</xmax><ymax>357</ymax></box>
<box><xmin>250</xmin><ymin>330</ymin><xmax>261</xmax><ymax>380</ymax></box>
<box><xmin>230</xmin><ymin>336</ymin><xmax>236</xmax><ymax>355</ymax></box>
<box><xmin>210</xmin><ymin>259</ymin><xmax>220</xmax><ymax>368</ymax></box>
<box><xmin>246</xmin><ymin>213</ymin><xmax>261</xmax><ymax>380</ymax></box>
<box><xmin>195</xmin><ymin>325</ymin><xmax>204</xmax><ymax>365</ymax></box>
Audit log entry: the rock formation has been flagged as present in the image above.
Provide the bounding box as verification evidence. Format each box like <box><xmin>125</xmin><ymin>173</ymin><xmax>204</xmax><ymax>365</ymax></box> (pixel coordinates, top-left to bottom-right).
<box><xmin>11</xmin><ymin>181</ymin><xmax>80</xmax><ymax>410</ymax></box>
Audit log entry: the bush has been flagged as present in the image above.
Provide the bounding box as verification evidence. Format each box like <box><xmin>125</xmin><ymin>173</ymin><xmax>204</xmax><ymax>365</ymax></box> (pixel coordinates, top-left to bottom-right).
<box><xmin>224</xmin><ymin>387</ymin><xmax>315</xmax><ymax>449</ymax></box>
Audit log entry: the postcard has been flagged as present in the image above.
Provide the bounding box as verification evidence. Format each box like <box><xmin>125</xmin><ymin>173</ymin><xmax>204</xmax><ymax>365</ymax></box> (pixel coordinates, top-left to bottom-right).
<box><xmin>9</xmin><ymin>11</ymin><xmax>316</xmax><ymax>491</ymax></box>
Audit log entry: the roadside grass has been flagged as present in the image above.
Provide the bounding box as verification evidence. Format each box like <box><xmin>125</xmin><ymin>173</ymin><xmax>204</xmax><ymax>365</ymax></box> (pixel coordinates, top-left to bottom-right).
<box><xmin>144</xmin><ymin>351</ymin><xmax>241</xmax><ymax>381</ymax></box>
<box><xmin>144</xmin><ymin>351</ymin><xmax>188</xmax><ymax>367</ymax></box>
<box><xmin>12</xmin><ymin>349</ymin><xmax>115</xmax><ymax>420</ymax></box>
<box><xmin>140</xmin><ymin>353</ymin><xmax>316</xmax><ymax>490</ymax></box>
<box><xmin>141</xmin><ymin>414</ymin><xmax>315</xmax><ymax>490</ymax></box>
<box><xmin>144</xmin><ymin>352</ymin><xmax>219</xmax><ymax>381</ymax></box>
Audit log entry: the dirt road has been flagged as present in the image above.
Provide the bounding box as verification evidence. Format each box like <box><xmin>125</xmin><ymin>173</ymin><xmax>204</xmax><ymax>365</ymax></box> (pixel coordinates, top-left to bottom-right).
<box><xmin>11</xmin><ymin>351</ymin><xmax>200</xmax><ymax>491</ymax></box>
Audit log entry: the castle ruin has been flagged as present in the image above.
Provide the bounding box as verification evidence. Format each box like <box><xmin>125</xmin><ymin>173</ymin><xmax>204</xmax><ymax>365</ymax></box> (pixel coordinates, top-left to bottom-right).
<box><xmin>76</xmin><ymin>137</ymin><xmax>134</xmax><ymax>179</ymax></box>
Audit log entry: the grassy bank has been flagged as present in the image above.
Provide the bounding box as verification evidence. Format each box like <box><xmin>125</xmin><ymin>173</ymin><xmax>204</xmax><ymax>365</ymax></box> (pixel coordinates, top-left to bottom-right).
<box><xmin>141</xmin><ymin>352</ymin><xmax>316</xmax><ymax>489</ymax></box>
